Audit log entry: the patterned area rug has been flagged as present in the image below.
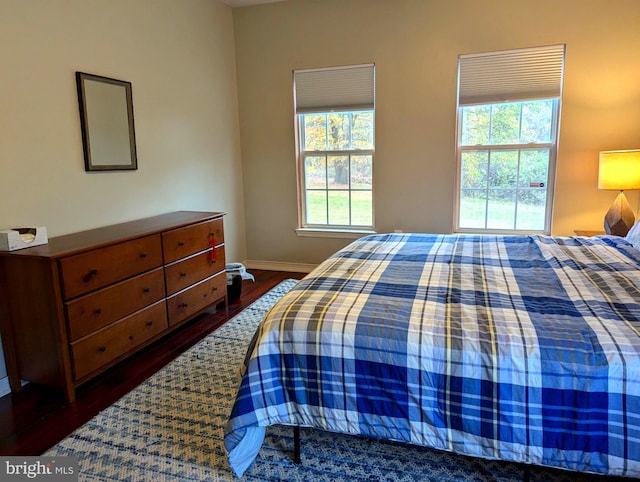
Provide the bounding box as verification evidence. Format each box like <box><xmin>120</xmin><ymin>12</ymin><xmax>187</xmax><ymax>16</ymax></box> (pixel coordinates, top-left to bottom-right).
<box><xmin>45</xmin><ymin>280</ymin><xmax>608</xmax><ymax>481</ymax></box>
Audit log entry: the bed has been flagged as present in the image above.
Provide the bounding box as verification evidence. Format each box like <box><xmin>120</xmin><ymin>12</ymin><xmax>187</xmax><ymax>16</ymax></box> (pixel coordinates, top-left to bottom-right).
<box><xmin>224</xmin><ymin>232</ymin><xmax>640</xmax><ymax>478</ymax></box>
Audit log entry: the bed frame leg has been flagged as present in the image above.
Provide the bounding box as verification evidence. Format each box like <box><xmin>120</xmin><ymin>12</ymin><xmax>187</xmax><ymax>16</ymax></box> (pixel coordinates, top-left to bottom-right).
<box><xmin>293</xmin><ymin>425</ymin><xmax>301</xmax><ymax>464</ymax></box>
<box><xmin>522</xmin><ymin>465</ymin><xmax>531</xmax><ymax>482</ymax></box>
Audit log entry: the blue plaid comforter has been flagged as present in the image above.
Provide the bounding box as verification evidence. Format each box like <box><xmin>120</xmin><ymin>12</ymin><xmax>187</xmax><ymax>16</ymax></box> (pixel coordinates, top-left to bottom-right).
<box><xmin>224</xmin><ymin>234</ymin><xmax>640</xmax><ymax>477</ymax></box>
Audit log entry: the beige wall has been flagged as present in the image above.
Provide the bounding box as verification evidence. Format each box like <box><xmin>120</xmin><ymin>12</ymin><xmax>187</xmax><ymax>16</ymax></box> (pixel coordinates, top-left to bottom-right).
<box><xmin>234</xmin><ymin>0</ymin><xmax>640</xmax><ymax>265</ymax></box>
<box><xmin>0</xmin><ymin>0</ymin><xmax>246</xmax><ymax>263</ymax></box>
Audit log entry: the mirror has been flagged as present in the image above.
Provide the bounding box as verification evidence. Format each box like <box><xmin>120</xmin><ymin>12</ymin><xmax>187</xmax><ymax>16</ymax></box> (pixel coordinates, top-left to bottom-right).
<box><xmin>76</xmin><ymin>72</ymin><xmax>138</xmax><ymax>171</ymax></box>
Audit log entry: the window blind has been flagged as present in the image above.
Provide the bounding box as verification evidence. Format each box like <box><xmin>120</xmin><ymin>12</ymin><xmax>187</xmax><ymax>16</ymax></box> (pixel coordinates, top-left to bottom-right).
<box><xmin>458</xmin><ymin>45</ymin><xmax>565</xmax><ymax>106</ymax></box>
<box><xmin>294</xmin><ymin>64</ymin><xmax>375</xmax><ymax>114</ymax></box>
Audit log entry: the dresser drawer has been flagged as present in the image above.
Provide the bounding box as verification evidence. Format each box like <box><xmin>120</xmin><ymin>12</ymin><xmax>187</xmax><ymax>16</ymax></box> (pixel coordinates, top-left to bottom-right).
<box><xmin>60</xmin><ymin>235</ymin><xmax>162</xmax><ymax>300</ymax></box>
<box><xmin>164</xmin><ymin>246</ymin><xmax>225</xmax><ymax>296</ymax></box>
<box><xmin>66</xmin><ymin>268</ymin><xmax>166</xmax><ymax>341</ymax></box>
<box><xmin>70</xmin><ymin>300</ymin><xmax>168</xmax><ymax>380</ymax></box>
<box><xmin>162</xmin><ymin>218</ymin><xmax>224</xmax><ymax>264</ymax></box>
<box><xmin>167</xmin><ymin>271</ymin><xmax>226</xmax><ymax>326</ymax></box>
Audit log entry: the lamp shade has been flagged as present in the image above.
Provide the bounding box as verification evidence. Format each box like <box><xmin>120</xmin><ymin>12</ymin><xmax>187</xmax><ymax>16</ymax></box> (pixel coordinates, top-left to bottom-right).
<box><xmin>598</xmin><ymin>150</ymin><xmax>640</xmax><ymax>190</ymax></box>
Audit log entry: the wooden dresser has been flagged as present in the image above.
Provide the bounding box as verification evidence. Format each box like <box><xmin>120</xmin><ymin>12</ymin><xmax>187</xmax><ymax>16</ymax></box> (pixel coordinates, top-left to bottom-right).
<box><xmin>0</xmin><ymin>211</ymin><xmax>226</xmax><ymax>402</ymax></box>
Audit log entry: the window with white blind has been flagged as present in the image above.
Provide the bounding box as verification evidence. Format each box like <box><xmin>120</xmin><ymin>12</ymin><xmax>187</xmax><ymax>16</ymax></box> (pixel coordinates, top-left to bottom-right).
<box><xmin>294</xmin><ymin>64</ymin><xmax>375</xmax><ymax>234</ymax></box>
<box><xmin>455</xmin><ymin>45</ymin><xmax>565</xmax><ymax>234</ymax></box>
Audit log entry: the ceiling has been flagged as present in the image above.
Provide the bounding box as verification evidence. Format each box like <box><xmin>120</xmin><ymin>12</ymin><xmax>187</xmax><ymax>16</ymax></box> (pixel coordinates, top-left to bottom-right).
<box><xmin>220</xmin><ymin>0</ymin><xmax>284</xmax><ymax>7</ymax></box>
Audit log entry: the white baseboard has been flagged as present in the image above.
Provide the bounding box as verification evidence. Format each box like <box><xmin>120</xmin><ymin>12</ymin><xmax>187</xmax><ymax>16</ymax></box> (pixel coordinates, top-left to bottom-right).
<box><xmin>0</xmin><ymin>377</ymin><xmax>10</xmax><ymax>398</ymax></box>
<box><xmin>245</xmin><ymin>259</ymin><xmax>316</xmax><ymax>273</ymax></box>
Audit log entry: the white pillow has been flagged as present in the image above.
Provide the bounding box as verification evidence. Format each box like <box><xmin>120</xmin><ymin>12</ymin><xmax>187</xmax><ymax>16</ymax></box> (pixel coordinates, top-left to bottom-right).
<box><xmin>625</xmin><ymin>219</ymin><xmax>640</xmax><ymax>251</ymax></box>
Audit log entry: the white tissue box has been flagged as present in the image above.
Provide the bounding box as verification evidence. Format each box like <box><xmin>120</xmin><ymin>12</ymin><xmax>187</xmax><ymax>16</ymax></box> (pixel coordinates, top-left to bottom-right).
<box><xmin>0</xmin><ymin>227</ymin><xmax>48</xmax><ymax>251</ymax></box>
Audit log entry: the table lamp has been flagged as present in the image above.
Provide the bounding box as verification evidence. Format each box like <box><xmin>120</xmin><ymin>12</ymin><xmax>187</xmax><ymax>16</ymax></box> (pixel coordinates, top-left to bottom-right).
<box><xmin>598</xmin><ymin>149</ymin><xmax>640</xmax><ymax>236</ymax></box>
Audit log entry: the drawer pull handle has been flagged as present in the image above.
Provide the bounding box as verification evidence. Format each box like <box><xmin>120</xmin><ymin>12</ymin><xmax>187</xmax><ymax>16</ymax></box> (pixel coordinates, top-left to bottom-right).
<box><xmin>97</xmin><ymin>346</ymin><xmax>106</xmax><ymax>353</ymax></box>
<box><xmin>213</xmin><ymin>287</ymin><xmax>218</xmax><ymax>292</ymax></box>
<box><xmin>179</xmin><ymin>303</ymin><xmax>188</xmax><ymax>308</ymax></box>
<box><xmin>209</xmin><ymin>235</ymin><xmax>217</xmax><ymax>262</ymax></box>
<box><xmin>180</xmin><ymin>272</ymin><xmax>187</xmax><ymax>278</ymax></box>
<box><xmin>83</xmin><ymin>269</ymin><xmax>98</xmax><ymax>283</ymax></box>
<box><xmin>140</xmin><ymin>252</ymin><xmax>148</xmax><ymax>258</ymax></box>
<box><xmin>143</xmin><ymin>287</ymin><xmax>151</xmax><ymax>293</ymax></box>
<box><xmin>178</xmin><ymin>241</ymin><xmax>185</xmax><ymax>247</ymax></box>
<box><xmin>95</xmin><ymin>308</ymin><xmax>102</xmax><ymax>315</ymax></box>
<box><xmin>146</xmin><ymin>321</ymin><xmax>153</xmax><ymax>326</ymax></box>
<box><xmin>129</xmin><ymin>335</ymin><xmax>134</xmax><ymax>340</ymax></box>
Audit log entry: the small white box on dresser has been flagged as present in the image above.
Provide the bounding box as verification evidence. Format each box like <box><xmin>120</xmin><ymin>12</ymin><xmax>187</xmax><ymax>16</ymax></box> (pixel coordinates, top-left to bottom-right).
<box><xmin>0</xmin><ymin>227</ymin><xmax>48</xmax><ymax>251</ymax></box>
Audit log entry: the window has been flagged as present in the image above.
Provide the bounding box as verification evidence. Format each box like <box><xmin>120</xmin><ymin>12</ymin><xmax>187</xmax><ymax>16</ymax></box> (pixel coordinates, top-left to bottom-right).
<box><xmin>459</xmin><ymin>100</ymin><xmax>558</xmax><ymax>231</ymax></box>
<box><xmin>456</xmin><ymin>45</ymin><xmax>565</xmax><ymax>233</ymax></box>
<box><xmin>294</xmin><ymin>64</ymin><xmax>375</xmax><ymax>233</ymax></box>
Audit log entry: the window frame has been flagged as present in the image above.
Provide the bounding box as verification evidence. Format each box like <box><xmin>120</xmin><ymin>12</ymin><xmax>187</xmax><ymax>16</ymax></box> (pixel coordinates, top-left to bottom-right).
<box><xmin>295</xmin><ymin>110</ymin><xmax>376</xmax><ymax>236</ymax></box>
<box><xmin>454</xmin><ymin>98</ymin><xmax>561</xmax><ymax>235</ymax></box>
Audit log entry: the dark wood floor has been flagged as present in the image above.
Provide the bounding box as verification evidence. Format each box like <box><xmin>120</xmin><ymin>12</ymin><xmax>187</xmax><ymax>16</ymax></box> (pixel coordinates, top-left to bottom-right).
<box><xmin>0</xmin><ymin>269</ymin><xmax>304</xmax><ymax>456</ymax></box>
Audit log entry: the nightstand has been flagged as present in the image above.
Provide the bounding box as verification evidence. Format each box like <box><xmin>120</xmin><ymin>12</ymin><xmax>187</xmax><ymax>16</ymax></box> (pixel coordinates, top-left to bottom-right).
<box><xmin>574</xmin><ymin>230</ymin><xmax>606</xmax><ymax>236</ymax></box>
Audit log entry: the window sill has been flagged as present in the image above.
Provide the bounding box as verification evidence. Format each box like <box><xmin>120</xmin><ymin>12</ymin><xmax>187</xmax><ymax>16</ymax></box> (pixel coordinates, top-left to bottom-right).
<box><xmin>295</xmin><ymin>228</ymin><xmax>376</xmax><ymax>239</ymax></box>
<box><xmin>454</xmin><ymin>228</ymin><xmax>549</xmax><ymax>236</ymax></box>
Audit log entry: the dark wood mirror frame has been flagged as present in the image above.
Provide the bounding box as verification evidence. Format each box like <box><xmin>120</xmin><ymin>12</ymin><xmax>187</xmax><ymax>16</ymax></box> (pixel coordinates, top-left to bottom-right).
<box><xmin>76</xmin><ymin>72</ymin><xmax>138</xmax><ymax>171</ymax></box>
